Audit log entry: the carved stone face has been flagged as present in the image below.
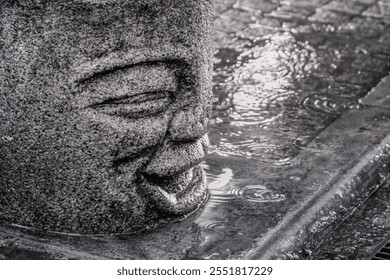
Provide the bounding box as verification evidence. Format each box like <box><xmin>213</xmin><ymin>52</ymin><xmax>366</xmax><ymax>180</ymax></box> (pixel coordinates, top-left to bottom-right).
<box><xmin>0</xmin><ymin>0</ymin><xmax>213</xmax><ymax>233</ymax></box>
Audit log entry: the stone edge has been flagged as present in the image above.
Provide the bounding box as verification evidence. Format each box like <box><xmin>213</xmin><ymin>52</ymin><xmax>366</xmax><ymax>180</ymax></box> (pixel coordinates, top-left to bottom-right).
<box><xmin>242</xmin><ymin>75</ymin><xmax>390</xmax><ymax>260</ymax></box>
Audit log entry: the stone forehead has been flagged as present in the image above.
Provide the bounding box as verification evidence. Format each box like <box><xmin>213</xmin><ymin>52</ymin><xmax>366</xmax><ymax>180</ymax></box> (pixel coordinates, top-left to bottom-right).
<box><xmin>2</xmin><ymin>0</ymin><xmax>212</xmax><ymax>33</ymax></box>
<box><xmin>78</xmin><ymin>0</ymin><xmax>159</xmax><ymax>3</ymax></box>
<box><xmin>8</xmin><ymin>0</ymin><xmax>210</xmax><ymax>7</ymax></box>
<box><xmin>1</xmin><ymin>0</ymin><xmax>213</xmax><ymax>59</ymax></box>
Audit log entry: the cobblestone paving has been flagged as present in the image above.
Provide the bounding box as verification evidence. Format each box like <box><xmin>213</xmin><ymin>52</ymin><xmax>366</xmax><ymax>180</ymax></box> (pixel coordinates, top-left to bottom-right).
<box><xmin>209</xmin><ymin>0</ymin><xmax>390</xmax><ymax>161</ymax></box>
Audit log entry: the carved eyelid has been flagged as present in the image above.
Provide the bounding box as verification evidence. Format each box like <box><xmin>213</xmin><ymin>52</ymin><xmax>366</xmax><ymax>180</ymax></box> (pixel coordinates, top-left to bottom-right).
<box><xmin>72</xmin><ymin>61</ymin><xmax>180</xmax><ymax>111</ymax></box>
<box><xmin>73</xmin><ymin>59</ymin><xmax>187</xmax><ymax>85</ymax></box>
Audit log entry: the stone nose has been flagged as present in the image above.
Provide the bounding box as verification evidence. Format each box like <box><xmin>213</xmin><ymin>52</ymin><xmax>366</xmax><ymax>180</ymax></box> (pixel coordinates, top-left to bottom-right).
<box><xmin>168</xmin><ymin>106</ymin><xmax>208</xmax><ymax>142</ymax></box>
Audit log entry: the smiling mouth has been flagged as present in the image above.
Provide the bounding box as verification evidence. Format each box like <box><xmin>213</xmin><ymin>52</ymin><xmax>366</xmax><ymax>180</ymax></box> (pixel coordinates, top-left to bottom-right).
<box><xmin>141</xmin><ymin>165</ymin><xmax>208</xmax><ymax>216</ymax></box>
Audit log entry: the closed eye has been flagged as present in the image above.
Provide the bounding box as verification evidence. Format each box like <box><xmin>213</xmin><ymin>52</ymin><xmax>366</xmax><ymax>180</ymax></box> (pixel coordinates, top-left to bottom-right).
<box><xmin>88</xmin><ymin>91</ymin><xmax>174</xmax><ymax>118</ymax></box>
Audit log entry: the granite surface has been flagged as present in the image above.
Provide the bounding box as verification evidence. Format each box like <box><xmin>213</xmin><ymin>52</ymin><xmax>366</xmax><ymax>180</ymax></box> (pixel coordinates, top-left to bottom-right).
<box><xmin>0</xmin><ymin>0</ymin><xmax>214</xmax><ymax>233</ymax></box>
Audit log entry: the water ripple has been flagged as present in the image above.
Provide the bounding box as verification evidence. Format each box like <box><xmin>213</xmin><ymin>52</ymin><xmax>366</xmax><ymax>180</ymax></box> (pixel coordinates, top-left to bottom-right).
<box><xmin>199</xmin><ymin>221</ymin><xmax>226</xmax><ymax>231</ymax></box>
<box><xmin>301</xmin><ymin>95</ymin><xmax>345</xmax><ymax>115</ymax></box>
<box><xmin>228</xmin><ymin>185</ymin><xmax>287</xmax><ymax>203</ymax></box>
<box><xmin>210</xmin><ymin>32</ymin><xmax>320</xmax><ymax>160</ymax></box>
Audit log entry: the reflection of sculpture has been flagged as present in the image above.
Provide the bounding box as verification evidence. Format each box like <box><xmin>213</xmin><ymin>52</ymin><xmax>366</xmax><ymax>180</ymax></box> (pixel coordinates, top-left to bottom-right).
<box><xmin>0</xmin><ymin>0</ymin><xmax>213</xmax><ymax>233</ymax></box>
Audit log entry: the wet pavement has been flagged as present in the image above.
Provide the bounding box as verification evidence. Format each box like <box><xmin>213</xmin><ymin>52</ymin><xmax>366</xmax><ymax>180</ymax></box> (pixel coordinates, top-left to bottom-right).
<box><xmin>1</xmin><ymin>0</ymin><xmax>390</xmax><ymax>259</ymax></box>
<box><xmin>202</xmin><ymin>0</ymin><xmax>390</xmax><ymax>259</ymax></box>
<box><xmin>210</xmin><ymin>0</ymin><xmax>389</xmax><ymax>161</ymax></box>
<box><xmin>310</xmin><ymin>180</ymin><xmax>390</xmax><ymax>260</ymax></box>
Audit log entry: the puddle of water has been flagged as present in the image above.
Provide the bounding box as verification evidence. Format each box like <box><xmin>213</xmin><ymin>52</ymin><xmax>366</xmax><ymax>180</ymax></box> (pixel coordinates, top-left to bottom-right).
<box><xmin>194</xmin><ymin>25</ymin><xmax>389</xmax><ymax>257</ymax></box>
<box><xmin>209</xmin><ymin>33</ymin><xmax>326</xmax><ymax>162</ymax></box>
<box><xmin>197</xmin><ymin>158</ymin><xmax>288</xmax><ymax>246</ymax></box>
<box><xmin>198</xmin><ymin>32</ymin><xmax>330</xmax><ymax>237</ymax></box>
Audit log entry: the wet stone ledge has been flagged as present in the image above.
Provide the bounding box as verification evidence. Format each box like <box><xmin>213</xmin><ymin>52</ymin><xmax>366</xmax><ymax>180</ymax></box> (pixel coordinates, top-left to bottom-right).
<box><xmin>310</xmin><ymin>180</ymin><xmax>390</xmax><ymax>260</ymax></box>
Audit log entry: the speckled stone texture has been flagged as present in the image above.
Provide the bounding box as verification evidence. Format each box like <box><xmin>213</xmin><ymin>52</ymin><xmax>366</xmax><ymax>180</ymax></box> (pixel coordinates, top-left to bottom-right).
<box><xmin>0</xmin><ymin>0</ymin><xmax>214</xmax><ymax>234</ymax></box>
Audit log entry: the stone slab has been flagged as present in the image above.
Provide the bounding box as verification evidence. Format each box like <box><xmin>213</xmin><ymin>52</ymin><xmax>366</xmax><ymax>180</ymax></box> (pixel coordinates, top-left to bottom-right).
<box><xmin>360</xmin><ymin>75</ymin><xmax>390</xmax><ymax>109</ymax></box>
<box><xmin>242</xmin><ymin>108</ymin><xmax>390</xmax><ymax>259</ymax></box>
<box><xmin>310</xmin><ymin>180</ymin><xmax>390</xmax><ymax>260</ymax></box>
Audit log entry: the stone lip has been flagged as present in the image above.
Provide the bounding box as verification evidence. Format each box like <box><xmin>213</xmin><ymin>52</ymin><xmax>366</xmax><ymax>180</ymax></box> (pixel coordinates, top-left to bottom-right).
<box><xmin>141</xmin><ymin>166</ymin><xmax>209</xmax><ymax>216</ymax></box>
<box><xmin>1</xmin><ymin>76</ymin><xmax>389</xmax><ymax>260</ymax></box>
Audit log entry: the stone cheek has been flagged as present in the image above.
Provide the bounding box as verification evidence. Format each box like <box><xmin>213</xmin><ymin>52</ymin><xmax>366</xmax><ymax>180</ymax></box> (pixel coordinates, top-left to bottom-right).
<box><xmin>0</xmin><ymin>0</ymin><xmax>213</xmax><ymax>234</ymax></box>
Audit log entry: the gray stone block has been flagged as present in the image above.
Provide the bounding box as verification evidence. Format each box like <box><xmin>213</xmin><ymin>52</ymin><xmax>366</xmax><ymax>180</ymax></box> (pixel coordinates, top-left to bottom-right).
<box><xmin>0</xmin><ymin>0</ymin><xmax>214</xmax><ymax>234</ymax></box>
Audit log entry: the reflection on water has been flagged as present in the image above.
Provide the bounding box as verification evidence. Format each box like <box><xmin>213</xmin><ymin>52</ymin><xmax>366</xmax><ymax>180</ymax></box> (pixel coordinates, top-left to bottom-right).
<box><xmin>197</xmin><ymin>163</ymin><xmax>234</xmax><ymax>232</ymax></box>
<box><xmin>208</xmin><ymin>30</ymin><xmax>371</xmax><ymax>163</ymax></box>
<box><xmin>209</xmin><ymin>32</ymin><xmax>320</xmax><ymax>161</ymax></box>
<box><xmin>204</xmin><ymin>165</ymin><xmax>233</xmax><ymax>190</ymax></box>
<box><xmin>194</xmin><ymin>26</ymin><xmax>388</xmax><ymax>256</ymax></box>
<box><xmin>200</xmin><ymin>32</ymin><xmax>325</xmax><ymax>236</ymax></box>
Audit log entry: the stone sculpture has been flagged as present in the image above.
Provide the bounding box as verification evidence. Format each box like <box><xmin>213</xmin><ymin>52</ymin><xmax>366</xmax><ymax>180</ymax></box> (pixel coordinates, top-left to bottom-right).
<box><xmin>0</xmin><ymin>0</ymin><xmax>213</xmax><ymax>234</ymax></box>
